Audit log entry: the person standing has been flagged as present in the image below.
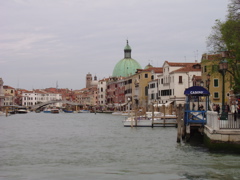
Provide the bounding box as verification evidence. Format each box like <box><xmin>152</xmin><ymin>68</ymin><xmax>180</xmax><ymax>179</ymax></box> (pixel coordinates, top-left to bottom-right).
<box><xmin>216</xmin><ymin>104</ymin><xmax>220</xmax><ymax>115</ymax></box>
<box><xmin>231</xmin><ymin>103</ymin><xmax>238</xmax><ymax>121</ymax></box>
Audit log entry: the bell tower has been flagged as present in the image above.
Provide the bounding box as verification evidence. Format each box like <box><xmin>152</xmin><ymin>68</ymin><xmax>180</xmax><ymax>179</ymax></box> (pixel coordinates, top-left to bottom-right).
<box><xmin>86</xmin><ymin>73</ymin><xmax>92</xmax><ymax>88</ymax></box>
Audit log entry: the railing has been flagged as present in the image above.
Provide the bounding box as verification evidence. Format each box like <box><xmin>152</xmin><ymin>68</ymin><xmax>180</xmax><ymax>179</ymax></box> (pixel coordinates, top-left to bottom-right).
<box><xmin>219</xmin><ymin>113</ymin><xmax>240</xmax><ymax>129</ymax></box>
<box><xmin>206</xmin><ymin>111</ymin><xmax>240</xmax><ymax>130</ymax></box>
<box><xmin>184</xmin><ymin>110</ymin><xmax>206</xmax><ymax>125</ymax></box>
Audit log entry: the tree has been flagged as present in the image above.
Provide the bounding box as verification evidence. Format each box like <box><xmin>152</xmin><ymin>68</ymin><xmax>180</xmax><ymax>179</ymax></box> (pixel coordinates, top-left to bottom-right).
<box><xmin>207</xmin><ymin>0</ymin><xmax>240</xmax><ymax>93</ymax></box>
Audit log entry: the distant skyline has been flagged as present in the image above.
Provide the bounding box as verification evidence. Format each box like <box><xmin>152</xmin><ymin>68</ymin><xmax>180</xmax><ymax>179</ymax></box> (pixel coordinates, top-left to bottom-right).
<box><xmin>1</xmin><ymin>0</ymin><xmax>229</xmax><ymax>90</ymax></box>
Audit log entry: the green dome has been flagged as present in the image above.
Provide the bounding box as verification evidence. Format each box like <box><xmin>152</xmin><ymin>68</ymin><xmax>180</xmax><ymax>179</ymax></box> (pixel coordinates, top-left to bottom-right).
<box><xmin>112</xmin><ymin>58</ymin><xmax>142</xmax><ymax>77</ymax></box>
<box><xmin>112</xmin><ymin>41</ymin><xmax>142</xmax><ymax>77</ymax></box>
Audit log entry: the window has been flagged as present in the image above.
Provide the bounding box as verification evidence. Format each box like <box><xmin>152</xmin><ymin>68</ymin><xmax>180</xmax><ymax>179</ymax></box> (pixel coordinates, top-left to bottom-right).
<box><xmin>179</xmin><ymin>76</ymin><xmax>183</xmax><ymax>83</ymax></box>
<box><xmin>145</xmin><ymin>74</ymin><xmax>148</xmax><ymax>78</ymax></box>
<box><xmin>161</xmin><ymin>78</ymin><xmax>163</xmax><ymax>84</ymax></box>
<box><xmin>160</xmin><ymin>89</ymin><xmax>172</xmax><ymax>96</ymax></box>
<box><xmin>204</xmin><ymin>66</ymin><xmax>207</xmax><ymax>72</ymax></box>
<box><xmin>214</xmin><ymin>79</ymin><xmax>219</xmax><ymax>87</ymax></box>
<box><xmin>151</xmin><ymin>93</ymin><xmax>154</xmax><ymax>99</ymax></box>
<box><xmin>149</xmin><ymin>83</ymin><xmax>155</xmax><ymax>88</ymax></box>
<box><xmin>212</xmin><ymin>65</ymin><xmax>219</xmax><ymax>72</ymax></box>
<box><xmin>214</xmin><ymin>92</ymin><xmax>219</xmax><ymax>99</ymax></box>
<box><xmin>145</xmin><ymin>86</ymin><xmax>148</xmax><ymax>96</ymax></box>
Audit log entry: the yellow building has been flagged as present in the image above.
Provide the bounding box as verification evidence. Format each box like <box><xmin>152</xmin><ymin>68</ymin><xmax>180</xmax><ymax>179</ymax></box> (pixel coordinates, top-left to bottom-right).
<box><xmin>201</xmin><ymin>53</ymin><xmax>232</xmax><ymax>108</ymax></box>
<box><xmin>124</xmin><ymin>67</ymin><xmax>162</xmax><ymax>110</ymax></box>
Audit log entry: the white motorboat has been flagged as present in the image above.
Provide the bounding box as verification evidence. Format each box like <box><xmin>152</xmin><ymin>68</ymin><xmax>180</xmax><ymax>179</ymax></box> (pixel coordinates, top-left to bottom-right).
<box><xmin>112</xmin><ymin>111</ymin><xmax>123</xmax><ymax>115</ymax></box>
<box><xmin>79</xmin><ymin>110</ymin><xmax>90</xmax><ymax>113</ymax></box>
<box><xmin>17</xmin><ymin>107</ymin><xmax>28</xmax><ymax>114</ymax></box>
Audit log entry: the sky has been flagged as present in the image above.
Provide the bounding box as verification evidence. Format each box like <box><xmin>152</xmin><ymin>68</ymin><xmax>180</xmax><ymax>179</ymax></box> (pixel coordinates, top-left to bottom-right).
<box><xmin>0</xmin><ymin>0</ymin><xmax>229</xmax><ymax>90</ymax></box>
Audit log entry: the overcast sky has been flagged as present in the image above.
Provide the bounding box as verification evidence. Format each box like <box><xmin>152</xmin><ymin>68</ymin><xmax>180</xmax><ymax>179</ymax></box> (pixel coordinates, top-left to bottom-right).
<box><xmin>0</xmin><ymin>0</ymin><xmax>229</xmax><ymax>90</ymax></box>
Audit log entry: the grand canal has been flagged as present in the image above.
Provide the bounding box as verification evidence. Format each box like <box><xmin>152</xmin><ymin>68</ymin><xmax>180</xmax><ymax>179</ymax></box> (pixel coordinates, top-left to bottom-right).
<box><xmin>0</xmin><ymin>112</ymin><xmax>240</xmax><ymax>180</ymax></box>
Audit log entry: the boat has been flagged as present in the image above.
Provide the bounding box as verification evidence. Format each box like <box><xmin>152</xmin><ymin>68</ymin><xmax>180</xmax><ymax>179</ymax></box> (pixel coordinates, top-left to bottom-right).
<box><xmin>35</xmin><ymin>109</ymin><xmax>41</xmax><ymax>113</ymax></box>
<box><xmin>63</xmin><ymin>109</ymin><xmax>73</xmax><ymax>113</ymax></box>
<box><xmin>43</xmin><ymin>108</ymin><xmax>52</xmax><ymax>113</ymax></box>
<box><xmin>79</xmin><ymin>110</ymin><xmax>90</xmax><ymax>113</ymax></box>
<box><xmin>112</xmin><ymin>111</ymin><xmax>123</xmax><ymax>115</ymax></box>
<box><xmin>51</xmin><ymin>109</ymin><xmax>60</xmax><ymax>114</ymax></box>
<box><xmin>0</xmin><ymin>111</ymin><xmax>6</xmax><ymax>116</ymax></box>
<box><xmin>17</xmin><ymin>106</ymin><xmax>28</xmax><ymax>114</ymax></box>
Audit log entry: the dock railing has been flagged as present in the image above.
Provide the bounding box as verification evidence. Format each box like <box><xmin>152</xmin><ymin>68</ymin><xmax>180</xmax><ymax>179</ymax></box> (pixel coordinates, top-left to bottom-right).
<box><xmin>206</xmin><ymin>111</ymin><xmax>240</xmax><ymax>130</ymax></box>
<box><xmin>219</xmin><ymin>113</ymin><xmax>240</xmax><ymax>129</ymax></box>
<box><xmin>206</xmin><ymin>111</ymin><xmax>219</xmax><ymax>130</ymax></box>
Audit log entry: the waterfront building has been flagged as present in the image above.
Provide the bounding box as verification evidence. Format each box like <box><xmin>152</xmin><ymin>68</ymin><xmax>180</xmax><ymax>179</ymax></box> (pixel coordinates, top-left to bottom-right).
<box><xmin>86</xmin><ymin>73</ymin><xmax>98</xmax><ymax>88</ymax></box>
<box><xmin>97</xmin><ymin>78</ymin><xmax>108</xmax><ymax>106</ymax></box>
<box><xmin>158</xmin><ymin>61</ymin><xmax>202</xmax><ymax>104</ymax></box>
<box><xmin>0</xmin><ymin>78</ymin><xmax>4</xmax><ymax>107</ymax></box>
<box><xmin>106</xmin><ymin>77</ymin><xmax>125</xmax><ymax>110</ymax></box>
<box><xmin>3</xmin><ymin>85</ymin><xmax>15</xmax><ymax>106</ymax></box>
<box><xmin>201</xmin><ymin>53</ymin><xmax>232</xmax><ymax>106</ymax></box>
<box><xmin>136</xmin><ymin>67</ymin><xmax>163</xmax><ymax>108</ymax></box>
<box><xmin>75</xmin><ymin>86</ymin><xmax>98</xmax><ymax>107</ymax></box>
<box><xmin>147</xmin><ymin>67</ymin><xmax>163</xmax><ymax>105</ymax></box>
<box><xmin>22</xmin><ymin>89</ymin><xmax>62</xmax><ymax>107</ymax></box>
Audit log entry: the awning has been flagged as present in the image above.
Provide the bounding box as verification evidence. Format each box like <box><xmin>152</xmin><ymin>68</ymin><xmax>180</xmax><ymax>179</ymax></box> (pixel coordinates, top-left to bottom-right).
<box><xmin>184</xmin><ymin>86</ymin><xmax>210</xmax><ymax>96</ymax></box>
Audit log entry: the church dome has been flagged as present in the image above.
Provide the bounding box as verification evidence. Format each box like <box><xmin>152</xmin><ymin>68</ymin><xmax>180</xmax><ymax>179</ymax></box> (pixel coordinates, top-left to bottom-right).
<box><xmin>112</xmin><ymin>41</ymin><xmax>142</xmax><ymax>77</ymax></box>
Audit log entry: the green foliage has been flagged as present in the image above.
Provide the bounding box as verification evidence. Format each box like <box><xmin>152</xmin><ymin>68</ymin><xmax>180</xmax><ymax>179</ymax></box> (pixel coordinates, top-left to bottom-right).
<box><xmin>207</xmin><ymin>0</ymin><xmax>240</xmax><ymax>94</ymax></box>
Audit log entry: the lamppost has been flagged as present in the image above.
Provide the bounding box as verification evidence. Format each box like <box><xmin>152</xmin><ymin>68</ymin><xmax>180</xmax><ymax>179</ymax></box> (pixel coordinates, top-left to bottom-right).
<box><xmin>127</xmin><ymin>97</ymin><xmax>131</xmax><ymax>117</ymax></box>
<box><xmin>219</xmin><ymin>51</ymin><xmax>228</xmax><ymax>120</ymax></box>
<box><xmin>207</xmin><ymin>73</ymin><xmax>211</xmax><ymax>91</ymax></box>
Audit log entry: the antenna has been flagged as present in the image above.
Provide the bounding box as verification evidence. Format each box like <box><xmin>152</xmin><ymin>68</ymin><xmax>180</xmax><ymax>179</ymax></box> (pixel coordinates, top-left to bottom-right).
<box><xmin>194</xmin><ymin>50</ymin><xmax>199</xmax><ymax>61</ymax></box>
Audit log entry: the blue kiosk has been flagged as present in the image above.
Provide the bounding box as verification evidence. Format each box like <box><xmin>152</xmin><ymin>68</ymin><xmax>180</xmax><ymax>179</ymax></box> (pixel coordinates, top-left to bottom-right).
<box><xmin>184</xmin><ymin>86</ymin><xmax>210</xmax><ymax>126</ymax></box>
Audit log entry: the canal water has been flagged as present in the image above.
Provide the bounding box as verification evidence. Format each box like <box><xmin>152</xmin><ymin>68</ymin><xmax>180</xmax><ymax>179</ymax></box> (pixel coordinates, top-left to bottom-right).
<box><xmin>0</xmin><ymin>113</ymin><xmax>240</xmax><ymax>180</ymax></box>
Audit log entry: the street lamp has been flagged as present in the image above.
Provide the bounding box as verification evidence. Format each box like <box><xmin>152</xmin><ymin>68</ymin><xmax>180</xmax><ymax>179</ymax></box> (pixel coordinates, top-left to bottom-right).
<box><xmin>200</xmin><ymin>81</ymin><xmax>204</xmax><ymax>87</ymax></box>
<box><xmin>207</xmin><ymin>73</ymin><xmax>211</xmax><ymax>91</ymax></box>
<box><xmin>127</xmin><ymin>97</ymin><xmax>131</xmax><ymax>117</ymax></box>
<box><xmin>219</xmin><ymin>55</ymin><xmax>228</xmax><ymax>120</ymax></box>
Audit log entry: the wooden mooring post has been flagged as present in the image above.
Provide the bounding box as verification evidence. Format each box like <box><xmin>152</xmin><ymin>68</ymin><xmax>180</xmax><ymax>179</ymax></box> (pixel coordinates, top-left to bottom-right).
<box><xmin>176</xmin><ymin>104</ymin><xmax>184</xmax><ymax>143</ymax></box>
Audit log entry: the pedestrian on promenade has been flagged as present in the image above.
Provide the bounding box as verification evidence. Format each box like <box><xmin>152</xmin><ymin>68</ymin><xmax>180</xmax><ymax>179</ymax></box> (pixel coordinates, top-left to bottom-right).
<box><xmin>216</xmin><ymin>104</ymin><xmax>220</xmax><ymax>115</ymax></box>
<box><xmin>231</xmin><ymin>103</ymin><xmax>238</xmax><ymax>121</ymax></box>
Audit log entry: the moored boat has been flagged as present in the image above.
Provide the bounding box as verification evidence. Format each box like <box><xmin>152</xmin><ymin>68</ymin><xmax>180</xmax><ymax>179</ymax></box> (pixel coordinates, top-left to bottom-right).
<box><xmin>112</xmin><ymin>111</ymin><xmax>123</xmax><ymax>115</ymax></box>
<box><xmin>43</xmin><ymin>108</ymin><xmax>51</xmax><ymax>113</ymax></box>
<box><xmin>17</xmin><ymin>106</ymin><xmax>28</xmax><ymax>114</ymax></box>
<box><xmin>79</xmin><ymin>110</ymin><xmax>90</xmax><ymax>113</ymax></box>
<box><xmin>63</xmin><ymin>109</ymin><xmax>73</xmax><ymax>113</ymax></box>
<box><xmin>51</xmin><ymin>109</ymin><xmax>60</xmax><ymax>114</ymax></box>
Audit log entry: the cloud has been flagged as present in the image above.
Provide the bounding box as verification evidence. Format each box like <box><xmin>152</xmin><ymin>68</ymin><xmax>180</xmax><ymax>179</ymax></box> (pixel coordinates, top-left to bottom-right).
<box><xmin>0</xmin><ymin>0</ymin><xmax>229</xmax><ymax>89</ymax></box>
<box><xmin>0</xmin><ymin>33</ymin><xmax>58</xmax><ymax>56</ymax></box>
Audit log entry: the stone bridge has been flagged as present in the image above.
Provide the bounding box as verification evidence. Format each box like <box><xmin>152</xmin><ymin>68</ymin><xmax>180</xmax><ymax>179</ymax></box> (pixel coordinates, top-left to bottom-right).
<box><xmin>30</xmin><ymin>100</ymin><xmax>83</xmax><ymax>110</ymax></box>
